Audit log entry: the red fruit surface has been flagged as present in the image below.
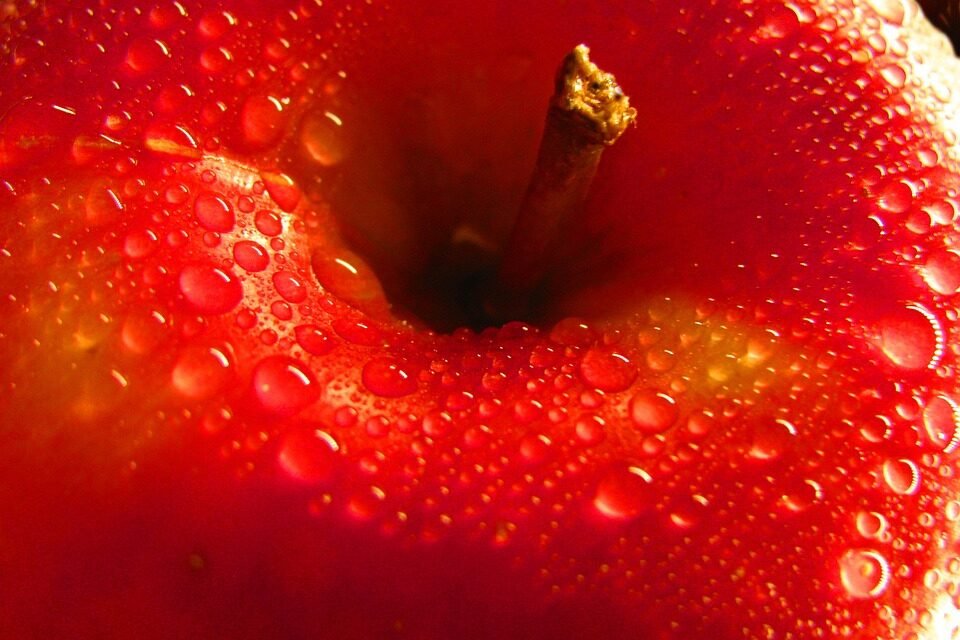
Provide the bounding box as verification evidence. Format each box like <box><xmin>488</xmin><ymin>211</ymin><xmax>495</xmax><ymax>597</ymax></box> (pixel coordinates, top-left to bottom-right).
<box><xmin>3</xmin><ymin>1</ymin><xmax>960</xmax><ymax>639</ymax></box>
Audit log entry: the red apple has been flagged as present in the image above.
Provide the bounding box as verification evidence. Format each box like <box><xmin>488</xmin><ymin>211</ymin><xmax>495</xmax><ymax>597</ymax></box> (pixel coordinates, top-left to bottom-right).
<box><xmin>3</xmin><ymin>0</ymin><xmax>960</xmax><ymax>638</ymax></box>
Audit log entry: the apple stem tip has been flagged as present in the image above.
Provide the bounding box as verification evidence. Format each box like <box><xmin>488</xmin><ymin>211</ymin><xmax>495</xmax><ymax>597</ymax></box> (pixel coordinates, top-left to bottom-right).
<box><xmin>488</xmin><ymin>44</ymin><xmax>636</xmax><ymax>321</ymax></box>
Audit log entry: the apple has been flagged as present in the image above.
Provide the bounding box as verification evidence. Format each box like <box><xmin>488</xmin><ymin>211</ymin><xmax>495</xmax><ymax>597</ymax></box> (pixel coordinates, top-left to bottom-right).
<box><xmin>3</xmin><ymin>0</ymin><xmax>960</xmax><ymax>638</ymax></box>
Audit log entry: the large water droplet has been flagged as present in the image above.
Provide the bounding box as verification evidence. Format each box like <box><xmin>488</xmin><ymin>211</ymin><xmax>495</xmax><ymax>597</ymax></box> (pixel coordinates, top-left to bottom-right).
<box><xmin>171</xmin><ymin>345</ymin><xmax>232</xmax><ymax>399</ymax></box>
<box><xmin>233</xmin><ymin>240</ymin><xmax>269</xmax><ymax>272</ymax></box>
<box><xmin>179</xmin><ymin>264</ymin><xmax>243</xmax><ymax>314</ymax></box>
<box><xmin>252</xmin><ymin>356</ymin><xmax>320</xmax><ymax>415</ymax></box>
<box><xmin>882</xmin><ymin>458</ymin><xmax>921</xmax><ymax>495</ymax></box>
<box><xmin>923</xmin><ymin>395</ymin><xmax>960</xmax><ymax>453</ymax></box>
<box><xmin>628</xmin><ymin>390</ymin><xmax>678</xmax><ymax>433</ymax></box>
<box><xmin>877</xmin><ymin>305</ymin><xmax>941</xmax><ymax>370</ymax></box>
<box><xmin>299</xmin><ymin>109</ymin><xmax>347</xmax><ymax>166</ymax></box>
<box><xmin>922</xmin><ymin>250</ymin><xmax>960</xmax><ymax>296</ymax></box>
<box><xmin>839</xmin><ymin>549</ymin><xmax>891</xmax><ymax>599</ymax></box>
<box><xmin>579</xmin><ymin>347</ymin><xmax>637</xmax><ymax>392</ymax></box>
<box><xmin>856</xmin><ymin>511</ymin><xmax>889</xmax><ymax>539</ymax></box>
<box><xmin>362</xmin><ymin>357</ymin><xmax>417</xmax><ymax>398</ymax></box>
<box><xmin>278</xmin><ymin>428</ymin><xmax>339</xmax><ymax>483</ymax></box>
<box><xmin>194</xmin><ymin>191</ymin><xmax>235</xmax><ymax>232</ymax></box>
<box><xmin>272</xmin><ymin>270</ymin><xmax>308</xmax><ymax>303</ymax></box>
<box><xmin>594</xmin><ymin>465</ymin><xmax>653</xmax><ymax>520</ymax></box>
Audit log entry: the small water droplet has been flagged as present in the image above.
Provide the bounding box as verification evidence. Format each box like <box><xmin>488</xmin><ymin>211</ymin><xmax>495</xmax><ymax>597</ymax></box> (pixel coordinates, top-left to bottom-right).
<box><xmin>252</xmin><ymin>356</ymin><xmax>320</xmax><ymax>415</ymax></box>
<box><xmin>923</xmin><ymin>395</ymin><xmax>960</xmax><ymax>453</ymax></box>
<box><xmin>294</xmin><ymin>324</ymin><xmax>336</xmax><ymax>355</ymax></box>
<box><xmin>125</xmin><ymin>37</ymin><xmax>170</xmax><ymax>73</ymax></box>
<box><xmin>856</xmin><ymin>511</ymin><xmax>889</xmax><ymax>539</ymax></box>
<box><xmin>179</xmin><ymin>264</ymin><xmax>243</xmax><ymax>314</ymax></box>
<box><xmin>254</xmin><ymin>209</ymin><xmax>283</xmax><ymax>236</ymax></box>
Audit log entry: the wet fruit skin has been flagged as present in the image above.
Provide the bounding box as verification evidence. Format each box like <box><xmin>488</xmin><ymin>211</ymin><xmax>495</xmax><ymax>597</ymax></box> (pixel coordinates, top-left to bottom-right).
<box><xmin>5</xmin><ymin>0</ymin><xmax>960</xmax><ymax>638</ymax></box>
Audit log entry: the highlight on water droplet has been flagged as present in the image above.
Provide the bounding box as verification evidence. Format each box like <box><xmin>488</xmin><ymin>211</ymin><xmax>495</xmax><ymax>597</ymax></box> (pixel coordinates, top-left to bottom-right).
<box><xmin>278</xmin><ymin>428</ymin><xmax>340</xmax><ymax>484</ymax></box>
<box><xmin>839</xmin><ymin>548</ymin><xmax>891</xmax><ymax>599</ymax></box>
<box><xmin>594</xmin><ymin>465</ymin><xmax>653</xmax><ymax>520</ymax></box>
<box><xmin>179</xmin><ymin>264</ymin><xmax>244</xmax><ymax>314</ymax></box>
<box><xmin>85</xmin><ymin>183</ymin><xmax>124</xmax><ymax>226</ymax></box>
<box><xmin>252</xmin><ymin>355</ymin><xmax>320</xmax><ymax>415</ymax></box>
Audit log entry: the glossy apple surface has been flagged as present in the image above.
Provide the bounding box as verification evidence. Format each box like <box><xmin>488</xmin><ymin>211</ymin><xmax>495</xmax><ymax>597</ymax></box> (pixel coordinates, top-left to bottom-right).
<box><xmin>3</xmin><ymin>1</ymin><xmax>960</xmax><ymax>638</ymax></box>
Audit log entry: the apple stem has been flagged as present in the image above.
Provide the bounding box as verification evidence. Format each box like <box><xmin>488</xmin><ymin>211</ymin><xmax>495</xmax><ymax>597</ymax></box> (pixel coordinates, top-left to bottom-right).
<box><xmin>486</xmin><ymin>44</ymin><xmax>636</xmax><ymax>320</ymax></box>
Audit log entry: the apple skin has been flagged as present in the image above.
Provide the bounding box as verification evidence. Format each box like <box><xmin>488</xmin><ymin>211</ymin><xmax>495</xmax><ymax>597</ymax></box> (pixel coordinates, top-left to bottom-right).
<box><xmin>3</xmin><ymin>1</ymin><xmax>960</xmax><ymax>639</ymax></box>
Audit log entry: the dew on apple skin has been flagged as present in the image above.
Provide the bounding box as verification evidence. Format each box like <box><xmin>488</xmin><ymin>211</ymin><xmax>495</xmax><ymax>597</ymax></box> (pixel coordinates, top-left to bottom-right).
<box><xmin>260</xmin><ymin>170</ymin><xmax>301</xmax><ymax>212</ymax></box>
<box><xmin>178</xmin><ymin>263</ymin><xmax>244</xmax><ymax>314</ymax></box>
<box><xmin>252</xmin><ymin>355</ymin><xmax>320</xmax><ymax>415</ymax></box>
<box><xmin>233</xmin><ymin>240</ymin><xmax>270</xmax><ymax>272</ymax></box>
<box><xmin>628</xmin><ymin>390</ymin><xmax>678</xmax><ymax>433</ymax></box>
<box><xmin>866</xmin><ymin>0</ymin><xmax>908</xmax><ymax>25</ymax></box>
<box><xmin>194</xmin><ymin>191</ymin><xmax>235</xmax><ymax>232</ymax></box>
<box><xmin>278</xmin><ymin>428</ymin><xmax>339</xmax><ymax>484</ymax></box>
<box><xmin>124</xmin><ymin>37</ymin><xmax>170</xmax><ymax>74</ymax></box>
<box><xmin>839</xmin><ymin>548</ymin><xmax>892</xmax><ymax>599</ymax></box>
<box><xmin>877</xmin><ymin>180</ymin><xmax>913</xmax><ymax>213</ymax></box>
<box><xmin>294</xmin><ymin>324</ymin><xmax>336</xmax><ymax>356</ymax></box>
<box><xmin>143</xmin><ymin>122</ymin><xmax>201</xmax><ymax>160</ymax></box>
<box><xmin>85</xmin><ymin>183</ymin><xmax>124</xmax><ymax>226</ymax></box>
<box><xmin>594</xmin><ymin>465</ymin><xmax>653</xmax><ymax>520</ymax></box>
<box><xmin>882</xmin><ymin>458</ymin><xmax>921</xmax><ymax>495</ymax></box>
<box><xmin>361</xmin><ymin>357</ymin><xmax>417</xmax><ymax>398</ymax></box>
<box><xmin>123</xmin><ymin>228</ymin><xmax>159</xmax><ymax>259</ymax></box>
<box><xmin>120</xmin><ymin>308</ymin><xmax>169</xmax><ymax>355</ymax></box>
<box><xmin>171</xmin><ymin>345</ymin><xmax>233</xmax><ymax>400</ymax></box>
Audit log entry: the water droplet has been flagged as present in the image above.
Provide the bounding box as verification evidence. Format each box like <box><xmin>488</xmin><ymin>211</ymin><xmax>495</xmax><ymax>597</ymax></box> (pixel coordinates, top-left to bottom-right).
<box><xmin>579</xmin><ymin>347</ymin><xmax>637</xmax><ymax>392</ymax></box>
<box><xmin>878</xmin><ymin>63</ymin><xmax>907</xmax><ymax>89</ymax></box>
<box><xmin>749</xmin><ymin>419</ymin><xmax>797</xmax><ymax>461</ymax></box>
<box><xmin>260</xmin><ymin>170</ymin><xmax>301</xmax><ymax>212</ymax></box>
<box><xmin>575</xmin><ymin>414</ymin><xmax>606</xmax><ymax>445</ymax></box>
<box><xmin>85</xmin><ymin>183</ymin><xmax>123</xmax><ymax>226</ymax></box>
<box><xmin>839</xmin><ymin>549</ymin><xmax>891</xmax><ymax>599</ymax></box>
<box><xmin>878</xmin><ymin>305</ymin><xmax>941</xmax><ymax>370</ymax></box>
<box><xmin>171</xmin><ymin>345</ymin><xmax>232</xmax><ymax>399</ymax></box>
<box><xmin>233</xmin><ymin>240</ymin><xmax>269</xmax><ymax>272</ymax></box>
<box><xmin>241</xmin><ymin>95</ymin><xmax>287</xmax><ymax>149</ymax></box>
<box><xmin>877</xmin><ymin>180</ymin><xmax>912</xmax><ymax>213</ymax></box>
<box><xmin>294</xmin><ymin>324</ymin><xmax>336</xmax><ymax>355</ymax></box>
<box><xmin>125</xmin><ymin>37</ymin><xmax>170</xmax><ymax>73</ymax></box>
<box><xmin>121</xmin><ymin>309</ymin><xmax>169</xmax><ymax>355</ymax></box>
<box><xmin>254</xmin><ymin>209</ymin><xmax>283</xmax><ymax>236</ymax></box>
<box><xmin>332</xmin><ymin>317</ymin><xmax>382</xmax><ymax>346</ymax></box>
<box><xmin>922</xmin><ymin>250</ymin><xmax>960</xmax><ymax>295</ymax></box>
<box><xmin>867</xmin><ymin>0</ymin><xmax>907</xmax><ymax>25</ymax></box>
<box><xmin>629</xmin><ymin>390</ymin><xmax>678</xmax><ymax>433</ymax></box>
<box><xmin>311</xmin><ymin>250</ymin><xmax>388</xmax><ymax>315</ymax></box>
<box><xmin>144</xmin><ymin>123</ymin><xmax>201</xmax><ymax>159</ymax></box>
<box><xmin>252</xmin><ymin>356</ymin><xmax>320</xmax><ymax>415</ymax></box>
<box><xmin>179</xmin><ymin>264</ymin><xmax>243</xmax><ymax>314</ymax></box>
<box><xmin>194</xmin><ymin>191</ymin><xmax>234</xmax><ymax>232</ymax></box>
<box><xmin>882</xmin><ymin>458</ymin><xmax>921</xmax><ymax>495</ymax></box>
<box><xmin>272</xmin><ymin>270</ymin><xmax>308</xmax><ymax>303</ymax></box>
<box><xmin>278</xmin><ymin>428</ymin><xmax>339</xmax><ymax>483</ymax></box>
<box><xmin>362</xmin><ymin>357</ymin><xmax>417</xmax><ymax>398</ymax></box>
<box><xmin>123</xmin><ymin>229</ymin><xmax>159</xmax><ymax>259</ymax></box>
<box><xmin>856</xmin><ymin>511</ymin><xmax>889</xmax><ymax>539</ymax></box>
<box><xmin>519</xmin><ymin>433</ymin><xmax>551</xmax><ymax>464</ymax></box>
<box><xmin>594</xmin><ymin>466</ymin><xmax>653</xmax><ymax>520</ymax></box>
<box><xmin>299</xmin><ymin>109</ymin><xmax>347</xmax><ymax>166</ymax></box>
<box><xmin>923</xmin><ymin>395</ymin><xmax>960</xmax><ymax>453</ymax></box>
